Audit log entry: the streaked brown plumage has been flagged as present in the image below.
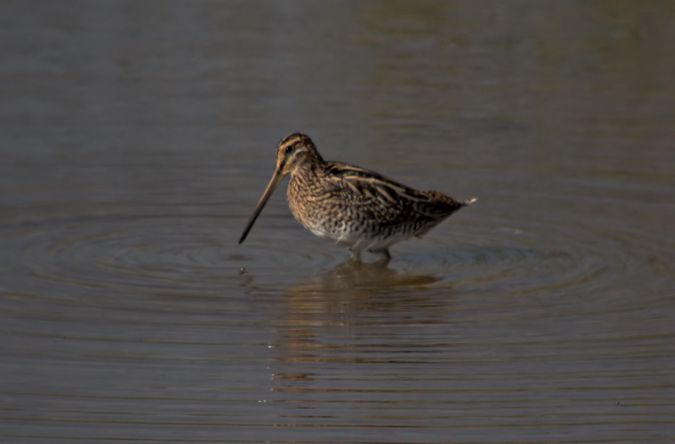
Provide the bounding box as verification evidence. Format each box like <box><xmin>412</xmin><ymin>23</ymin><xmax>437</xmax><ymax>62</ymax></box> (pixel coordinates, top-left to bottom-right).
<box><xmin>239</xmin><ymin>133</ymin><xmax>475</xmax><ymax>260</ymax></box>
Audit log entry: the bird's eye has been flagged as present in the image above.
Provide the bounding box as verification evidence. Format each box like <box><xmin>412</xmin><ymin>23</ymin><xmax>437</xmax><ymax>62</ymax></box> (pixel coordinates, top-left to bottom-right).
<box><xmin>284</xmin><ymin>144</ymin><xmax>294</xmax><ymax>154</ymax></box>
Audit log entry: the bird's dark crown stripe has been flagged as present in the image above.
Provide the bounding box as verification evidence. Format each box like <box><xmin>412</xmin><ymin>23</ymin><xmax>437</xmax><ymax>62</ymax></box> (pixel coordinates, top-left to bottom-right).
<box><xmin>279</xmin><ymin>133</ymin><xmax>309</xmax><ymax>147</ymax></box>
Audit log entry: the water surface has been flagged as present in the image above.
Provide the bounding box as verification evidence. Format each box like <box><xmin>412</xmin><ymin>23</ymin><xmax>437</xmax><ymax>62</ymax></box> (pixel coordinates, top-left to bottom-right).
<box><xmin>1</xmin><ymin>1</ymin><xmax>674</xmax><ymax>443</ymax></box>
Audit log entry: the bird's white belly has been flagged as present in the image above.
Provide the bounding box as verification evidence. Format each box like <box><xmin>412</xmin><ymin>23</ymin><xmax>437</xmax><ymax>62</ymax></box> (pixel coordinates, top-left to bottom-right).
<box><xmin>308</xmin><ymin>223</ymin><xmax>414</xmax><ymax>253</ymax></box>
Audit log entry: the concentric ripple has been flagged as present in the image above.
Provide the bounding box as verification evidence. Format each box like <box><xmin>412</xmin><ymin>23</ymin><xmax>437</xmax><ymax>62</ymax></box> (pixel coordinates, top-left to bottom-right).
<box><xmin>0</xmin><ymin>209</ymin><xmax>346</xmax><ymax>307</ymax></box>
<box><xmin>1</xmin><ymin>174</ymin><xmax>672</xmax><ymax>444</ymax></box>
<box><xmin>2</xmin><ymin>173</ymin><xmax>672</xmax><ymax>314</ymax></box>
<box><xmin>383</xmin><ymin>175</ymin><xmax>675</xmax><ymax>320</ymax></box>
<box><xmin>2</xmin><ymin>213</ymin><xmax>232</xmax><ymax>304</ymax></box>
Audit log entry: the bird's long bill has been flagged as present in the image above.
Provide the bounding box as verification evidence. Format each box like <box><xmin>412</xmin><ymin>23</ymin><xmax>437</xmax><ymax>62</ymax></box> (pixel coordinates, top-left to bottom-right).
<box><xmin>238</xmin><ymin>168</ymin><xmax>285</xmax><ymax>244</ymax></box>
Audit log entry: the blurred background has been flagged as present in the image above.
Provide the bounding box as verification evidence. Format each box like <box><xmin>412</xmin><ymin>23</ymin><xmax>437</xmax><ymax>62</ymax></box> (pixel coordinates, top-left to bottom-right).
<box><xmin>1</xmin><ymin>1</ymin><xmax>674</xmax><ymax>443</ymax></box>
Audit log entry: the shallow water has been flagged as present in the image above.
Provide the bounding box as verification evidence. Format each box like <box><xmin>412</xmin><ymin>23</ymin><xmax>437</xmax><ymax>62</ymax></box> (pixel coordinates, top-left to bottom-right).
<box><xmin>1</xmin><ymin>1</ymin><xmax>674</xmax><ymax>443</ymax></box>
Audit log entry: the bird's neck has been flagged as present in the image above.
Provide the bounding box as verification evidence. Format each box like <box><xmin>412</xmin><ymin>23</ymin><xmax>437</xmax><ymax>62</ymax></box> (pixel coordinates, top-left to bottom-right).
<box><xmin>291</xmin><ymin>156</ymin><xmax>325</xmax><ymax>180</ymax></box>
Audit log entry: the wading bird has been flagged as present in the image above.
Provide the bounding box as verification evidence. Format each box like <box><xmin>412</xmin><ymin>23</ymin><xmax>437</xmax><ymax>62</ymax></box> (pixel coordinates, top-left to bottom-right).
<box><xmin>239</xmin><ymin>133</ymin><xmax>475</xmax><ymax>260</ymax></box>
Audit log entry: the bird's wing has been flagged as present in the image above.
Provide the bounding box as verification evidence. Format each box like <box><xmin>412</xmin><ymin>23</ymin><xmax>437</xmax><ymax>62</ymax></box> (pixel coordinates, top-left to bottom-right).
<box><xmin>323</xmin><ymin>162</ymin><xmax>454</xmax><ymax>221</ymax></box>
<box><xmin>326</xmin><ymin>161</ymin><xmax>467</xmax><ymax>217</ymax></box>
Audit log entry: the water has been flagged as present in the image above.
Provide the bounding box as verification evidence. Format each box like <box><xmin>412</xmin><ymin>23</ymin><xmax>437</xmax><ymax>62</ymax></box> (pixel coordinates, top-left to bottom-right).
<box><xmin>1</xmin><ymin>1</ymin><xmax>674</xmax><ymax>443</ymax></box>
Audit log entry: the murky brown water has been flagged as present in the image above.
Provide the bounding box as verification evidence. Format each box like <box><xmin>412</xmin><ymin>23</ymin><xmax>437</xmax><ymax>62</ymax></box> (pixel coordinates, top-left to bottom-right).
<box><xmin>2</xmin><ymin>1</ymin><xmax>674</xmax><ymax>443</ymax></box>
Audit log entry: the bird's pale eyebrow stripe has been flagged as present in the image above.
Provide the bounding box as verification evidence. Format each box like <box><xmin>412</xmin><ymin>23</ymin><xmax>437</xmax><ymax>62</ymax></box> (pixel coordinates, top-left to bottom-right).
<box><xmin>280</xmin><ymin>140</ymin><xmax>296</xmax><ymax>150</ymax></box>
<box><xmin>278</xmin><ymin>134</ymin><xmax>306</xmax><ymax>149</ymax></box>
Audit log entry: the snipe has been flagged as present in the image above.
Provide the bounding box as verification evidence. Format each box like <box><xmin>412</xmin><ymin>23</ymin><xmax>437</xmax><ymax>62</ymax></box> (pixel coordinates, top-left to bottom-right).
<box><xmin>239</xmin><ymin>133</ymin><xmax>475</xmax><ymax>260</ymax></box>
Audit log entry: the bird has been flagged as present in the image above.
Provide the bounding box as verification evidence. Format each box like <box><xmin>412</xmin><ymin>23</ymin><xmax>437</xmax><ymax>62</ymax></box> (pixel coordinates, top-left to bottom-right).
<box><xmin>239</xmin><ymin>133</ymin><xmax>475</xmax><ymax>260</ymax></box>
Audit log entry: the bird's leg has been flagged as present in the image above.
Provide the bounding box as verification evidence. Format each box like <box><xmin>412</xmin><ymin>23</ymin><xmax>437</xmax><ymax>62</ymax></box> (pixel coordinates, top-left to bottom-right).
<box><xmin>348</xmin><ymin>249</ymin><xmax>362</xmax><ymax>261</ymax></box>
<box><xmin>369</xmin><ymin>248</ymin><xmax>391</xmax><ymax>263</ymax></box>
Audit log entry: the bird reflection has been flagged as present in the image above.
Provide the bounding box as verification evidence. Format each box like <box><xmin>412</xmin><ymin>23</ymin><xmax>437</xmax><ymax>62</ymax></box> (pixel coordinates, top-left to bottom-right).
<box><xmin>271</xmin><ymin>259</ymin><xmax>446</xmax><ymax>386</ymax></box>
<box><xmin>290</xmin><ymin>258</ymin><xmax>439</xmax><ymax>296</ymax></box>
